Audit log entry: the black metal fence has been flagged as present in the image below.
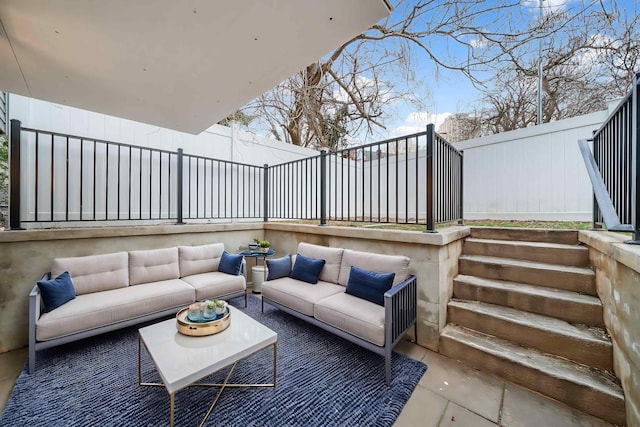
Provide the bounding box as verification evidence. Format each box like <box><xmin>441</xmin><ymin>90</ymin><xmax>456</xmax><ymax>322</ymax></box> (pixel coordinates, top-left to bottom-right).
<box><xmin>9</xmin><ymin>120</ymin><xmax>264</xmax><ymax>228</ymax></box>
<box><xmin>266</xmin><ymin>124</ymin><xmax>463</xmax><ymax>231</ymax></box>
<box><xmin>9</xmin><ymin>120</ymin><xmax>463</xmax><ymax>232</ymax></box>
<box><xmin>591</xmin><ymin>73</ymin><xmax>640</xmax><ymax>242</ymax></box>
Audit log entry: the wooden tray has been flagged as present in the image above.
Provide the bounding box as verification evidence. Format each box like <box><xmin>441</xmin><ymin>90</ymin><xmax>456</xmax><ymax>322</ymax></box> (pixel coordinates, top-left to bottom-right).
<box><xmin>176</xmin><ymin>307</ymin><xmax>231</xmax><ymax>336</ymax></box>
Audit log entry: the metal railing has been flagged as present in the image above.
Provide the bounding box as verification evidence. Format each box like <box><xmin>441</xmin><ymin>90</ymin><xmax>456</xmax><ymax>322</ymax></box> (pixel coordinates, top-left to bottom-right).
<box><xmin>9</xmin><ymin>120</ymin><xmax>463</xmax><ymax>232</ymax></box>
<box><xmin>266</xmin><ymin>124</ymin><xmax>463</xmax><ymax>231</ymax></box>
<box><xmin>590</xmin><ymin>73</ymin><xmax>640</xmax><ymax>243</ymax></box>
<box><xmin>9</xmin><ymin>119</ymin><xmax>263</xmax><ymax>228</ymax></box>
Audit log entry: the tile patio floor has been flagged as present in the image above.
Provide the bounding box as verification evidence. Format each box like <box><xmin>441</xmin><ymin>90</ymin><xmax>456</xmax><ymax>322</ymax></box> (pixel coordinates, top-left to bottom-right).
<box><xmin>0</xmin><ymin>340</ymin><xmax>612</xmax><ymax>426</ymax></box>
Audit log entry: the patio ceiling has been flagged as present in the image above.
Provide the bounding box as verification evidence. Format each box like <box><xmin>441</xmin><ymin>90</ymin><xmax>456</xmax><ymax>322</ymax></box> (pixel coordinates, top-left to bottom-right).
<box><xmin>0</xmin><ymin>1</ymin><xmax>392</xmax><ymax>134</ymax></box>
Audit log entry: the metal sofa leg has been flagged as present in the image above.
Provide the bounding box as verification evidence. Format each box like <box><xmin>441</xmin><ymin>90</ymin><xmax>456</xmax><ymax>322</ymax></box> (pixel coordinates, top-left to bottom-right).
<box><xmin>245</xmin><ymin>291</ymin><xmax>248</xmax><ymax>308</ymax></box>
<box><xmin>28</xmin><ymin>346</ymin><xmax>35</xmax><ymax>374</ymax></box>
<box><xmin>385</xmin><ymin>346</ymin><xmax>392</xmax><ymax>386</ymax></box>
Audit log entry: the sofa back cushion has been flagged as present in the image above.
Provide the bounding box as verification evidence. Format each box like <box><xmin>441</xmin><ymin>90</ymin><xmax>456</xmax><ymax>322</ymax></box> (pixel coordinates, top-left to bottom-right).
<box><xmin>338</xmin><ymin>249</ymin><xmax>410</xmax><ymax>287</ymax></box>
<box><xmin>297</xmin><ymin>242</ymin><xmax>344</xmax><ymax>284</ymax></box>
<box><xmin>51</xmin><ymin>252</ymin><xmax>129</xmax><ymax>295</ymax></box>
<box><xmin>178</xmin><ymin>243</ymin><xmax>224</xmax><ymax>277</ymax></box>
<box><xmin>129</xmin><ymin>247</ymin><xmax>180</xmax><ymax>285</ymax></box>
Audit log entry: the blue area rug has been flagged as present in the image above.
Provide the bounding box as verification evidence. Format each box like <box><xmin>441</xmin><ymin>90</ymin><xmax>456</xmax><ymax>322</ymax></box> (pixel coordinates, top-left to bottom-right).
<box><xmin>1</xmin><ymin>295</ymin><xmax>426</xmax><ymax>426</ymax></box>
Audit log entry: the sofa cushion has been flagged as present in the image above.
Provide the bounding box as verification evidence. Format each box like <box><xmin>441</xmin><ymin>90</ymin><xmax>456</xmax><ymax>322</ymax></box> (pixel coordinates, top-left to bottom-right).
<box><xmin>266</xmin><ymin>255</ymin><xmax>291</xmax><ymax>281</ymax></box>
<box><xmin>36</xmin><ymin>279</ymin><xmax>194</xmax><ymax>341</ymax></box>
<box><xmin>51</xmin><ymin>252</ymin><xmax>129</xmax><ymax>295</ymax></box>
<box><xmin>129</xmin><ymin>247</ymin><xmax>180</xmax><ymax>286</ymax></box>
<box><xmin>181</xmin><ymin>272</ymin><xmax>246</xmax><ymax>300</ymax></box>
<box><xmin>262</xmin><ymin>277</ymin><xmax>343</xmax><ymax>316</ymax></box>
<box><xmin>297</xmin><ymin>242</ymin><xmax>344</xmax><ymax>284</ymax></box>
<box><xmin>345</xmin><ymin>266</ymin><xmax>395</xmax><ymax>306</ymax></box>
<box><xmin>178</xmin><ymin>243</ymin><xmax>224</xmax><ymax>277</ymax></box>
<box><xmin>37</xmin><ymin>272</ymin><xmax>76</xmax><ymax>312</ymax></box>
<box><xmin>314</xmin><ymin>292</ymin><xmax>386</xmax><ymax>346</ymax></box>
<box><xmin>290</xmin><ymin>254</ymin><xmax>325</xmax><ymax>284</ymax></box>
<box><xmin>338</xmin><ymin>249</ymin><xmax>410</xmax><ymax>287</ymax></box>
<box><xmin>218</xmin><ymin>251</ymin><xmax>243</xmax><ymax>276</ymax></box>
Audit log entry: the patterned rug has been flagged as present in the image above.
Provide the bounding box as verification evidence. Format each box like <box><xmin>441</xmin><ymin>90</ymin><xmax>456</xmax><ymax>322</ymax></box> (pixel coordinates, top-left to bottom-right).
<box><xmin>1</xmin><ymin>295</ymin><xmax>426</xmax><ymax>426</ymax></box>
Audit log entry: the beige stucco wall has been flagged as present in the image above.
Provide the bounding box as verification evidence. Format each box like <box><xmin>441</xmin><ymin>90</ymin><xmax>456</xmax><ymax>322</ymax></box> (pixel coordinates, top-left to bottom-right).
<box><xmin>580</xmin><ymin>230</ymin><xmax>640</xmax><ymax>426</ymax></box>
<box><xmin>0</xmin><ymin>222</ymin><xmax>468</xmax><ymax>355</ymax></box>
<box><xmin>264</xmin><ymin>223</ymin><xmax>469</xmax><ymax>350</ymax></box>
<box><xmin>0</xmin><ymin>223</ymin><xmax>264</xmax><ymax>352</ymax></box>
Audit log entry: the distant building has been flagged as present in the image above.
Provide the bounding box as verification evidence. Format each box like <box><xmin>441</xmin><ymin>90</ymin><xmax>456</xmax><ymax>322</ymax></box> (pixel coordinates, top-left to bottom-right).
<box><xmin>437</xmin><ymin>113</ymin><xmax>481</xmax><ymax>143</ymax></box>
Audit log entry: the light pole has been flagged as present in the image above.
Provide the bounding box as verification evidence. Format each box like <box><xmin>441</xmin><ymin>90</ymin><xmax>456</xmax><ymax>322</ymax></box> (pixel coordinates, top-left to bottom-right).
<box><xmin>537</xmin><ymin>0</ymin><xmax>544</xmax><ymax>125</ymax></box>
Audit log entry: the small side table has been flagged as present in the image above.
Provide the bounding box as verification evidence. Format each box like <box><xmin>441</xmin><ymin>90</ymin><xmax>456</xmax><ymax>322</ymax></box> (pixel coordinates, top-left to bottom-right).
<box><xmin>238</xmin><ymin>249</ymin><xmax>275</xmax><ymax>294</ymax></box>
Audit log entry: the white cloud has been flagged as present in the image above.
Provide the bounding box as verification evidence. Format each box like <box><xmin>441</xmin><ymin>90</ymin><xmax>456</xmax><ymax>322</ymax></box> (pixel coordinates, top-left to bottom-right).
<box><xmin>390</xmin><ymin>111</ymin><xmax>452</xmax><ymax>137</ymax></box>
<box><xmin>522</xmin><ymin>0</ymin><xmax>568</xmax><ymax>15</ymax></box>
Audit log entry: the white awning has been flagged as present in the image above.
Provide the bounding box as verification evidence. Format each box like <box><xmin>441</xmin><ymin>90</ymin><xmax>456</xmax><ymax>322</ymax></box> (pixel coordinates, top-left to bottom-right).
<box><xmin>0</xmin><ymin>1</ymin><xmax>391</xmax><ymax>134</ymax></box>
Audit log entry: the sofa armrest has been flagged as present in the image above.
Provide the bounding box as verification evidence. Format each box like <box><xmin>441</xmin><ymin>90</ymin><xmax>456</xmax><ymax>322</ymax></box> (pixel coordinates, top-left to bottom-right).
<box><xmin>383</xmin><ymin>274</ymin><xmax>417</xmax><ymax>345</ymax></box>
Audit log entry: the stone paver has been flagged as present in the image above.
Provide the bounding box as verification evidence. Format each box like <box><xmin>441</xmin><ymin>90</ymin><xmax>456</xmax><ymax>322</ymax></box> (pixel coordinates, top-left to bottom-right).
<box><xmin>500</xmin><ymin>383</ymin><xmax>613</xmax><ymax>427</ymax></box>
<box><xmin>418</xmin><ymin>348</ymin><xmax>504</xmax><ymax>423</ymax></box>
<box><xmin>395</xmin><ymin>385</ymin><xmax>449</xmax><ymax>427</ymax></box>
<box><xmin>440</xmin><ymin>402</ymin><xmax>498</xmax><ymax>427</ymax></box>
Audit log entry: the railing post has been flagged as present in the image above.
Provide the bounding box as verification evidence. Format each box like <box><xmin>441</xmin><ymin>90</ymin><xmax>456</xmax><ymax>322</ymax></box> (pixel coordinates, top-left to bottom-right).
<box><xmin>263</xmin><ymin>164</ymin><xmax>269</xmax><ymax>222</ymax></box>
<box><xmin>425</xmin><ymin>124</ymin><xmax>435</xmax><ymax>232</ymax></box>
<box><xmin>9</xmin><ymin>119</ymin><xmax>23</xmax><ymax>230</ymax></box>
<box><xmin>319</xmin><ymin>150</ymin><xmax>327</xmax><ymax>226</ymax></box>
<box><xmin>176</xmin><ymin>148</ymin><xmax>184</xmax><ymax>224</ymax></box>
<box><xmin>459</xmin><ymin>150</ymin><xmax>464</xmax><ymax>225</ymax></box>
<box><xmin>630</xmin><ymin>72</ymin><xmax>640</xmax><ymax>243</ymax></box>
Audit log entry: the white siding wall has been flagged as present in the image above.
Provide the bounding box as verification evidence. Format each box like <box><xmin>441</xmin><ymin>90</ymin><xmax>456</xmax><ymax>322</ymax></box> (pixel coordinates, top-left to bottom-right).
<box><xmin>457</xmin><ymin>111</ymin><xmax>608</xmax><ymax>221</ymax></box>
<box><xmin>8</xmin><ymin>95</ymin><xmax>317</xmax><ymax>226</ymax></box>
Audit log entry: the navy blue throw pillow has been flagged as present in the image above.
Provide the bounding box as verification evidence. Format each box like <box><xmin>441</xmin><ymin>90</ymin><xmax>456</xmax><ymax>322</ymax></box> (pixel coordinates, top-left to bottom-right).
<box><xmin>289</xmin><ymin>254</ymin><xmax>325</xmax><ymax>284</ymax></box>
<box><xmin>345</xmin><ymin>266</ymin><xmax>395</xmax><ymax>306</ymax></box>
<box><xmin>266</xmin><ymin>255</ymin><xmax>291</xmax><ymax>281</ymax></box>
<box><xmin>218</xmin><ymin>251</ymin><xmax>243</xmax><ymax>275</ymax></box>
<box><xmin>37</xmin><ymin>271</ymin><xmax>76</xmax><ymax>312</ymax></box>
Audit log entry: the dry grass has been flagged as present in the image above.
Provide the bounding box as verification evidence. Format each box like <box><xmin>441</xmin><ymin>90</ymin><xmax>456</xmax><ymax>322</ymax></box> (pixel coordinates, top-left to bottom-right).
<box><xmin>278</xmin><ymin>219</ymin><xmax>592</xmax><ymax>231</ymax></box>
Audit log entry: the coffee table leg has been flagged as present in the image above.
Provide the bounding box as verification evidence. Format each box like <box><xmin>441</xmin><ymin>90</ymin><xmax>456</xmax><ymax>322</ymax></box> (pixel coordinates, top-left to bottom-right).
<box><xmin>170</xmin><ymin>393</ymin><xmax>175</xmax><ymax>427</ymax></box>
<box><xmin>199</xmin><ymin>363</ymin><xmax>238</xmax><ymax>427</ymax></box>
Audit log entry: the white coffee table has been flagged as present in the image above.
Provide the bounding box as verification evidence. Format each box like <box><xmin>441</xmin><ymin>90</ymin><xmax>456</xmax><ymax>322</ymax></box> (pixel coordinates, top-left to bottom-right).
<box><xmin>138</xmin><ymin>305</ymin><xmax>277</xmax><ymax>427</ymax></box>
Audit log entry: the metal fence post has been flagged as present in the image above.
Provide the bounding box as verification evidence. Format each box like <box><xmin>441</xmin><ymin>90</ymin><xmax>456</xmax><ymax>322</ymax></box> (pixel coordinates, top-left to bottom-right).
<box><xmin>263</xmin><ymin>164</ymin><xmax>269</xmax><ymax>222</ymax></box>
<box><xmin>176</xmin><ymin>148</ymin><xmax>184</xmax><ymax>224</ymax></box>
<box><xmin>320</xmin><ymin>150</ymin><xmax>327</xmax><ymax>226</ymax></box>
<box><xmin>459</xmin><ymin>150</ymin><xmax>464</xmax><ymax>225</ymax></box>
<box><xmin>425</xmin><ymin>124</ymin><xmax>435</xmax><ymax>232</ymax></box>
<box><xmin>9</xmin><ymin>119</ymin><xmax>23</xmax><ymax>230</ymax></box>
<box><xmin>631</xmin><ymin>73</ymin><xmax>640</xmax><ymax>243</ymax></box>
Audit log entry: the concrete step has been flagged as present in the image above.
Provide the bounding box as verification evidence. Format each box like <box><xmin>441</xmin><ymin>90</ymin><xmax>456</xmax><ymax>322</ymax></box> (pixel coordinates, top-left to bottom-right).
<box><xmin>463</xmin><ymin>238</ymin><xmax>590</xmax><ymax>267</ymax></box>
<box><xmin>459</xmin><ymin>255</ymin><xmax>596</xmax><ymax>296</ymax></box>
<box><xmin>447</xmin><ymin>300</ymin><xmax>612</xmax><ymax>371</ymax></box>
<box><xmin>453</xmin><ymin>275</ymin><xmax>604</xmax><ymax>327</ymax></box>
<box><xmin>470</xmin><ymin>227</ymin><xmax>579</xmax><ymax>245</ymax></box>
<box><xmin>439</xmin><ymin>325</ymin><xmax>626</xmax><ymax>426</ymax></box>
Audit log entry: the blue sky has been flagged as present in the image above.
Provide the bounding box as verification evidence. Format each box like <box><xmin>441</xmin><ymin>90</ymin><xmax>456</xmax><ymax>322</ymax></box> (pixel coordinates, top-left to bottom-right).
<box><xmin>366</xmin><ymin>0</ymin><xmax>638</xmax><ymax>141</ymax></box>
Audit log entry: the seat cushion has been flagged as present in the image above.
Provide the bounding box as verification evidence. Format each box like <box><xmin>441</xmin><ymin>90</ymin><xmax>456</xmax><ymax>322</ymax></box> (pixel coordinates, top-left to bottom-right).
<box><xmin>314</xmin><ymin>292</ymin><xmax>385</xmax><ymax>346</ymax></box>
<box><xmin>338</xmin><ymin>249</ymin><xmax>410</xmax><ymax>287</ymax></box>
<box><xmin>129</xmin><ymin>247</ymin><xmax>180</xmax><ymax>286</ymax></box>
<box><xmin>179</xmin><ymin>243</ymin><xmax>224</xmax><ymax>277</ymax></box>
<box><xmin>262</xmin><ymin>277</ymin><xmax>344</xmax><ymax>316</ymax></box>
<box><xmin>51</xmin><ymin>252</ymin><xmax>129</xmax><ymax>295</ymax></box>
<box><xmin>297</xmin><ymin>242</ymin><xmax>344</xmax><ymax>284</ymax></box>
<box><xmin>181</xmin><ymin>271</ymin><xmax>246</xmax><ymax>300</ymax></box>
<box><xmin>36</xmin><ymin>279</ymin><xmax>195</xmax><ymax>341</ymax></box>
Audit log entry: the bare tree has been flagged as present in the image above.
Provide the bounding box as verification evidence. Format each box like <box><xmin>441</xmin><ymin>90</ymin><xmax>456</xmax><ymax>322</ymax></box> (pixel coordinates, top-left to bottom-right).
<box><xmin>246</xmin><ymin>0</ymin><xmax>592</xmax><ymax>149</ymax></box>
<box><xmin>481</xmin><ymin>2</ymin><xmax>640</xmax><ymax>133</ymax></box>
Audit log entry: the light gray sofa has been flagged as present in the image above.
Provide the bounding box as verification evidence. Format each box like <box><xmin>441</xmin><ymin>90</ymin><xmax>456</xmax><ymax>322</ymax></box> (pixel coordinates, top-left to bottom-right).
<box><xmin>261</xmin><ymin>242</ymin><xmax>417</xmax><ymax>385</ymax></box>
<box><xmin>29</xmin><ymin>243</ymin><xmax>246</xmax><ymax>373</ymax></box>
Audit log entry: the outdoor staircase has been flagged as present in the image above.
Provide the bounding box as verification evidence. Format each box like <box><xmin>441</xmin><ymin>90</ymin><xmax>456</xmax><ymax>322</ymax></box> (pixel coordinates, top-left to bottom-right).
<box><xmin>439</xmin><ymin>228</ymin><xmax>626</xmax><ymax>425</ymax></box>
